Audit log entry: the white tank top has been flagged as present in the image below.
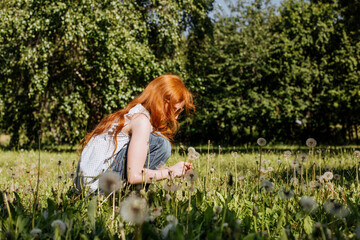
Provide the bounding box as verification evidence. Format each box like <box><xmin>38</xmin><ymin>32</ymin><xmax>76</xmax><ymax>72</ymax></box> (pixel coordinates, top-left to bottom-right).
<box><xmin>79</xmin><ymin>104</ymin><xmax>151</xmax><ymax>191</ymax></box>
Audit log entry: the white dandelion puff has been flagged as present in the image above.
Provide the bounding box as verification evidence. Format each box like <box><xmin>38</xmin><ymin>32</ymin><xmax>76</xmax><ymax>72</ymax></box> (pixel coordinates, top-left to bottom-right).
<box><xmin>260</xmin><ymin>180</ymin><xmax>274</xmax><ymax>193</ymax></box>
<box><xmin>257</xmin><ymin>138</ymin><xmax>267</xmax><ymax>147</ymax></box>
<box><xmin>120</xmin><ymin>195</ymin><xmax>149</xmax><ymax>224</ymax></box>
<box><xmin>306</xmin><ymin>138</ymin><xmax>317</xmax><ymax>148</ymax></box>
<box><xmin>323</xmin><ymin>172</ymin><xmax>333</xmax><ymax>181</ymax></box>
<box><xmin>98</xmin><ymin>172</ymin><xmax>123</xmax><ymax>193</ymax></box>
<box><xmin>278</xmin><ymin>188</ymin><xmax>294</xmax><ymax>200</ymax></box>
<box><xmin>284</xmin><ymin>150</ymin><xmax>292</xmax><ymax>159</ymax></box>
<box><xmin>324</xmin><ymin>200</ymin><xmax>350</xmax><ymax>218</ymax></box>
<box><xmin>51</xmin><ymin>220</ymin><xmax>66</xmax><ymax>235</ymax></box>
<box><xmin>298</xmin><ymin>153</ymin><xmax>308</xmax><ymax>163</ymax></box>
<box><xmin>213</xmin><ymin>205</ymin><xmax>223</xmax><ymax>215</ymax></box>
<box><xmin>290</xmin><ymin>160</ymin><xmax>300</xmax><ymax>168</ymax></box>
<box><xmin>185</xmin><ymin>169</ymin><xmax>198</xmax><ymax>182</ymax></box>
<box><xmin>300</xmin><ymin>197</ymin><xmax>318</xmax><ymax>213</ymax></box>
<box><xmin>30</xmin><ymin>228</ymin><xmax>42</xmax><ymax>237</ymax></box>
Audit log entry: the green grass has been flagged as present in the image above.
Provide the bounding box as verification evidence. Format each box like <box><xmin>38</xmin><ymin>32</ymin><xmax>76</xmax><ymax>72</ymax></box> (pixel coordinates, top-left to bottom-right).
<box><xmin>1</xmin><ymin>144</ymin><xmax>360</xmax><ymax>239</ymax></box>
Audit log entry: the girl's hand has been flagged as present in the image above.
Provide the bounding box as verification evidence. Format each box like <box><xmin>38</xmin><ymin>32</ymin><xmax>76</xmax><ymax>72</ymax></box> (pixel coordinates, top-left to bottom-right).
<box><xmin>168</xmin><ymin>161</ymin><xmax>192</xmax><ymax>178</ymax></box>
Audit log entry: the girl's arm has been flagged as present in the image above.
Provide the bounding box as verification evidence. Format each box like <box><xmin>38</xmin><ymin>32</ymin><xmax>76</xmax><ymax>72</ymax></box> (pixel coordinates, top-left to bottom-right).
<box><xmin>126</xmin><ymin>114</ymin><xmax>189</xmax><ymax>184</ymax></box>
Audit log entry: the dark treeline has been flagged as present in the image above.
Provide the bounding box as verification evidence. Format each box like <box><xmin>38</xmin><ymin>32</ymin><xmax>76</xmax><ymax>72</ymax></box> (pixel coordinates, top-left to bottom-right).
<box><xmin>0</xmin><ymin>0</ymin><xmax>359</xmax><ymax>147</ymax></box>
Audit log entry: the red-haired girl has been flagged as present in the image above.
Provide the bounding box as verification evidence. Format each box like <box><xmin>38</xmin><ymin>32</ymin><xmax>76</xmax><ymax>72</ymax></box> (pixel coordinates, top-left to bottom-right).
<box><xmin>76</xmin><ymin>74</ymin><xmax>194</xmax><ymax>192</ymax></box>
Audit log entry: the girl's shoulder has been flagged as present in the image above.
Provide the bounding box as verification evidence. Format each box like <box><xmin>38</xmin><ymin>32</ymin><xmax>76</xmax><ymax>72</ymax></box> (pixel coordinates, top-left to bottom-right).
<box><xmin>125</xmin><ymin>104</ymin><xmax>151</xmax><ymax>123</ymax></box>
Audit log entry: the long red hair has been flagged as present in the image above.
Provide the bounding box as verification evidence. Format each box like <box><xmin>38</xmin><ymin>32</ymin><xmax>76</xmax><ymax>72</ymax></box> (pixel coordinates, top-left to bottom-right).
<box><xmin>80</xmin><ymin>74</ymin><xmax>194</xmax><ymax>157</ymax></box>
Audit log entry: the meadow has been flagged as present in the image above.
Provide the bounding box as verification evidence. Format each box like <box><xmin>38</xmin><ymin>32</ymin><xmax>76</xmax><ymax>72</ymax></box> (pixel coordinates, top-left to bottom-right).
<box><xmin>1</xmin><ymin>139</ymin><xmax>360</xmax><ymax>239</ymax></box>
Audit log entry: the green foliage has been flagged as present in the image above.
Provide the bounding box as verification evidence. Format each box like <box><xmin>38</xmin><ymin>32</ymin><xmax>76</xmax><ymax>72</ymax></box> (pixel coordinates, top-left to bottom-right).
<box><xmin>0</xmin><ymin>0</ymin><xmax>359</xmax><ymax>146</ymax></box>
<box><xmin>0</xmin><ymin>0</ymin><xmax>213</xmax><ymax>146</ymax></box>
<box><xmin>183</xmin><ymin>0</ymin><xmax>360</xmax><ymax>144</ymax></box>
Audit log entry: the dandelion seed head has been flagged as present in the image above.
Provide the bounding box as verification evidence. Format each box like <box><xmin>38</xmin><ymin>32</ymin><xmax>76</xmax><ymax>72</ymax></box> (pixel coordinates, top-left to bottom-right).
<box><xmin>284</xmin><ymin>150</ymin><xmax>292</xmax><ymax>159</ymax></box>
<box><xmin>324</xmin><ymin>200</ymin><xmax>350</xmax><ymax>218</ymax></box>
<box><xmin>151</xmin><ymin>207</ymin><xmax>162</xmax><ymax>218</ymax></box>
<box><xmin>290</xmin><ymin>160</ymin><xmax>300</xmax><ymax>168</ymax></box>
<box><xmin>323</xmin><ymin>172</ymin><xmax>333</xmax><ymax>181</ymax></box>
<box><xmin>290</xmin><ymin>177</ymin><xmax>299</xmax><ymax>186</ymax></box>
<box><xmin>188</xmin><ymin>151</ymin><xmax>200</xmax><ymax>160</ymax></box>
<box><xmin>300</xmin><ymin>197</ymin><xmax>318</xmax><ymax>213</ymax></box>
<box><xmin>306</xmin><ymin>138</ymin><xmax>317</xmax><ymax>148</ymax></box>
<box><xmin>51</xmin><ymin>219</ymin><xmax>66</xmax><ymax>235</ymax></box>
<box><xmin>260</xmin><ymin>180</ymin><xmax>274</xmax><ymax>193</ymax></box>
<box><xmin>30</xmin><ymin>228</ymin><xmax>42</xmax><ymax>237</ymax></box>
<box><xmin>324</xmin><ymin>166</ymin><xmax>331</xmax><ymax>172</ymax></box>
<box><xmin>185</xmin><ymin>169</ymin><xmax>198</xmax><ymax>182</ymax></box>
<box><xmin>120</xmin><ymin>195</ymin><xmax>149</xmax><ymax>224</ymax></box>
<box><xmin>334</xmin><ymin>174</ymin><xmax>341</xmax><ymax>180</ymax></box>
<box><xmin>257</xmin><ymin>138</ymin><xmax>267</xmax><ymax>147</ymax></box>
<box><xmin>298</xmin><ymin>153</ymin><xmax>308</xmax><ymax>163</ymax></box>
<box><xmin>277</xmin><ymin>159</ymin><xmax>282</xmax><ymax>164</ymax></box>
<box><xmin>213</xmin><ymin>205</ymin><xmax>223</xmax><ymax>215</ymax></box>
<box><xmin>210</xmin><ymin>167</ymin><xmax>215</xmax><ymax>173</ymax></box>
<box><xmin>354</xmin><ymin>150</ymin><xmax>360</xmax><ymax>158</ymax></box>
<box><xmin>188</xmin><ymin>147</ymin><xmax>196</xmax><ymax>154</ymax></box>
<box><xmin>163</xmin><ymin>194</ymin><xmax>171</xmax><ymax>202</ymax></box>
<box><xmin>222</xmin><ymin>223</ymin><xmax>229</xmax><ymax>227</ymax></box>
<box><xmin>98</xmin><ymin>172</ymin><xmax>123</xmax><ymax>193</ymax></box>
<box><xmin>278</xmin><ymin>188</ymin><xmax>294</xmax><ymax>200</ymax></box>
<box><xmin>166</xmin><ymin>215</ymin><xmax>178</xmax><ymax>225</ymax></box>
<box><xmin>231</xmin><ymin>152</ymin><xmax>238</xmax><ymax>158</ymax></box>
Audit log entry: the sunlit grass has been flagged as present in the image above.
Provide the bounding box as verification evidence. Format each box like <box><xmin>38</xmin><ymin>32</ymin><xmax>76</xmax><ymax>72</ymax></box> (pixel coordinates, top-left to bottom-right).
<box><xmin>1</xmin><ymin>143</ymin><xmax>360</xmax><ymax>239</ymax></box>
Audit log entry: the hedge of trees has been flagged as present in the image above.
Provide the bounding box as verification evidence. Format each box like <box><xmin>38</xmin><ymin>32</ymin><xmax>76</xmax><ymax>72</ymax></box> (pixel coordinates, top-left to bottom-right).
<box><xmin>0</xmin><ymin>0</ymin><xmax>359</xmax><ymax>147</ymax></box>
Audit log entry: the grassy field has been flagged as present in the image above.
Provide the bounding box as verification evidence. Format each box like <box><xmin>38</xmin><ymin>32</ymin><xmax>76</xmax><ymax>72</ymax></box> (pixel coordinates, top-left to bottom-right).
<box><xmin>1</xmin><ymin>142</ymin><xmax>360</xmax><ymax>239</ymax></box>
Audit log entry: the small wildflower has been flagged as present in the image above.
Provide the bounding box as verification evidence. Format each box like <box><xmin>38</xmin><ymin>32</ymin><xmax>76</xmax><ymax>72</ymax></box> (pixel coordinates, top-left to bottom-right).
<box><xmin>324</xmin><ymin>200</ymin><xmax>350</xmax><ymax>218</ymax></box>
<box><xmin>284</xmin><ymin>150</ymin><xmax>292</xmax><ymax>159</ymax></box>
<box><xmin>30</xmin><ymin>228</ymin><xmax>42</xmax><ymax>237</ymax></box>
<box><xmin>185</xmin><ymin>169</ymin><xmax>198</xmax><ymax>182</ymax></box>
<box><xmin>306</xmin><ymin>138</ymin><xmax>317</xmax><ymax>148</ymax></box>
<box><xmin>51</xmin><ymin>220</ymin><xmax>66</xmax><ymax>235</ymax></box>
<box><xmin>278</xmin><ymin>188</ymin><xmax>294</xmax><ymax>200</ymax></box>
<box><xmin>120</xmin><ymin>195</ymin><xmax>149</xmax><ymax>224</ymax></box>
<box><xmin>257</xmin><ymin>138</ymin><xmax>267</xmax><ymax>147</ymax></box>
<box><xmin>300</xmin><ymin>197</ymin><xmax>318</xmax><ymax>213</ymax></box>
<box><xmin>210</xmin><ymin>167</ymin><xmax>215</xmax><ymax>173</ymax></box>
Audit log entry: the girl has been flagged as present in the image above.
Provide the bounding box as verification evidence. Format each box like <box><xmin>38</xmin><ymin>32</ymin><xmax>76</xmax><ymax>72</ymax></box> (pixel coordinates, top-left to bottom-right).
<box><xmin>76</xmin><ymin>74</ymin><xmax>194</xmax><ymax>192</ymax></box>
